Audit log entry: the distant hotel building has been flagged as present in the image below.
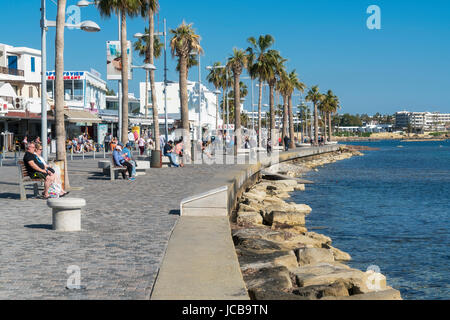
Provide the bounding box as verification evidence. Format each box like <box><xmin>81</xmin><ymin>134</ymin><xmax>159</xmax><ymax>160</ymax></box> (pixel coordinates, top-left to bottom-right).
<box><xmin>395</xmin><ymin>111</ymin><xmax>450</xmax><ymax>132</ymax></box>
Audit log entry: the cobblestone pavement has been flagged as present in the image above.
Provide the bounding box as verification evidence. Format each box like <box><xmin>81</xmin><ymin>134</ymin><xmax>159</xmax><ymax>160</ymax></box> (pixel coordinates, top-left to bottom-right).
<box><xmin>0</xmin><ymin>156</ymin><xmax>244</xmax><ymax>299</ymax></box>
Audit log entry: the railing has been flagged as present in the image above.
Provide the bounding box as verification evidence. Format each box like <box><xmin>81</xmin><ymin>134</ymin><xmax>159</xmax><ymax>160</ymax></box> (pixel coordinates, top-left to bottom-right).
<box><xmin>0</xmin><ymin>66</ymin><xmax>24</xmax><ymax>77</ymax></box>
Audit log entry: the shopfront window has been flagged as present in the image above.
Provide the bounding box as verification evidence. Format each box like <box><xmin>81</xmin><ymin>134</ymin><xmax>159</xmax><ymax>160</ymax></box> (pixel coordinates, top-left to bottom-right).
<box><xmin>73</xmin><ymin>80</ymin><xmax>83</xmax><ymax>101</ymax></box>
<box><xmin>129</xmin><ymin>101</ymin><xmax>141</xmax><ymax>114</ymax></box>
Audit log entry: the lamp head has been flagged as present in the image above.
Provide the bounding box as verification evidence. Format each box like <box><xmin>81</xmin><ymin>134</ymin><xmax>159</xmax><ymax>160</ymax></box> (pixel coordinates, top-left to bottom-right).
<box><xmin>77</xmin><ymin>0</ymin><xmax>91</xmax><ymax>7</ymax></box>
<box><xmin>80</xmin><ymin>20</ymin><xmax>101</xmax><ymax>32</ymax></box>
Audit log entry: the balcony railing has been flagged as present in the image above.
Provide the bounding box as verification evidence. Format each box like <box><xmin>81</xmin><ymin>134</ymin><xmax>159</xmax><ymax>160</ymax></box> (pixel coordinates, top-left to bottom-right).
<box><xmin>0</xmin><ymin>66</ymin><xmax>24</xmax><ymax>77</ymax></box>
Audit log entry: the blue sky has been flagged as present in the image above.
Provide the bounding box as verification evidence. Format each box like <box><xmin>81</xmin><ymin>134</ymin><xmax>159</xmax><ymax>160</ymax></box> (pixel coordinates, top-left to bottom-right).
<box><xmin>1</xmin><ymin>0</ymin><xmax>449</xmax><ymax>115</ymax></box>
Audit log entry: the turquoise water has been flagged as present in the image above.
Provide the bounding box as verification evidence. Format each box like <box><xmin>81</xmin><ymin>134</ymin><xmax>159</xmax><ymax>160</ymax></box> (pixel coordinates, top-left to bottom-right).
<box><xmin>292</xmin><ymin>140</ymin><xmax>450</xmax><ymax>300</ymax></box>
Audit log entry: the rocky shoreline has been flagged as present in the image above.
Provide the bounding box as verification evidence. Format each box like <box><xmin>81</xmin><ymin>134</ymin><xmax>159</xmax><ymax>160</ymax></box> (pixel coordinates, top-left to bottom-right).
<box><xmin>231</xmin><ymin>146</ymin><xmax>402</xmax><ymax>300</ymax></box>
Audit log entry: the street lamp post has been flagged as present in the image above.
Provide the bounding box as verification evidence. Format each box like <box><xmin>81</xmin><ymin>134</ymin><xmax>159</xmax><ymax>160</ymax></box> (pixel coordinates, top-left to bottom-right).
<box><xmin>40</xmin><ymin>0</ymin><xmax>100</xmax><ymax>161</ymax></box>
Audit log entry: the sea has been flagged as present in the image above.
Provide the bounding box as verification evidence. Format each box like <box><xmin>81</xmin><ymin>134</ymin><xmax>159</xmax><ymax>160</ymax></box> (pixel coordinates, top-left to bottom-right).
<box><xmin>291</xmin><ymin>140</ymin><xmax>450</xmax><ymax>300</ymax></box>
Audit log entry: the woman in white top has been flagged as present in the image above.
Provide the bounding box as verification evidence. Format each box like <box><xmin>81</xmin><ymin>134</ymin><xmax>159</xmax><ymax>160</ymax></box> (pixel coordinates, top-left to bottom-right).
<box><xmin>138</xmin><ymin>136</ymin><xmax>146</xmax><ymax>155</ymax></box>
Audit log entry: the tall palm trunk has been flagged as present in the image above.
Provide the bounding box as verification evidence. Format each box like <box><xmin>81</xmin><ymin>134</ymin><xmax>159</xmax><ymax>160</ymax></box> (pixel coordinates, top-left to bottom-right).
<box><xmin>179</xmin><ymin>55</ymin><xmax>190</xmax><ymax>159</ymax></box>
<box><xmin>314</xmin><ymin>103</ymin><xmax>319</xmax><ymax>145</ymax></box>
<box><xmin>234</xmin><ymin>72</ymin><xmax>241</xmax><ymax>155</ymax></box>
<box><xmin>282</xmin><ymin>95</ymin><xmax>288</xmax><ymax>146</ymax></box>
<box><xmin>257</xmin><ymin>79</ymin><xmax>262</xmax><ymax>147</ymax></box>
<box><xmin>323</xmin><ymin>111</ymin><xmax>328</xmax><ymax>143</ymax></box>
<box><xmin>55</xmin><ymin>0</ymin><xmax>66</xmax><ymax>162</ymax></box>
<box><xmin>149</xmin><ymin>11</ymin><xmax>160</xmax><ymax>151</ymax></box>
<box><xmin>328</xmin><ymin>112</ymin><xmax>332</xmax><ymax>141</ymax></box>
<box><xmin>120</xmin><ymin>10</ymin><xmax>129</xmax><ymax>144</ymax></box>
<box><xmin>55</xmin><ymin>0</ymin><xmax>69</xmax><ymax>189</ymax></box>
<box><xmin>269</xmin><ymin>83</ymin><xmax>275</xmax><ymax>143</ymax></box>
<box><xmin>288</xmin><ymin>95</ymin><xmax>295</xmax><ymax>148</ymax></box>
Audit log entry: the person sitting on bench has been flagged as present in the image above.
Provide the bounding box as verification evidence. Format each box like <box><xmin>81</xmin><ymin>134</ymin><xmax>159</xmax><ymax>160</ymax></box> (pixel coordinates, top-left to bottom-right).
<box><xmin>23</xmin><ymin>142</ymin><xmax>59</xmax><ymax>199</ymax></box>
<box><xmin>112</xmin><ymin>143</ymin><xmax>135</xmax><ymax>181</ymax></box>
<box><xmin>163</xmin><ymin>141</ymin><xmax>179</xmax><ymax>167</ymax></box>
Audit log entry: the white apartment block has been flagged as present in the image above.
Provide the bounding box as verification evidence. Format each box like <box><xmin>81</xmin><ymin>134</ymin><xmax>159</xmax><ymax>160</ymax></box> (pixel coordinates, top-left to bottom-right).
<box><xmin>0</xmin><ymin>43</ymin><xmax>42</xmax><ymax>112</ymax></box>
<box><xmin>395</xmin><ymin>111</ymin><xmax>450</xmax><ymax>131</ymax></box>
<box><xmin>139</xmin><ymin>81</ymin><xmax>222</xmax><ymax>134</ymax></box>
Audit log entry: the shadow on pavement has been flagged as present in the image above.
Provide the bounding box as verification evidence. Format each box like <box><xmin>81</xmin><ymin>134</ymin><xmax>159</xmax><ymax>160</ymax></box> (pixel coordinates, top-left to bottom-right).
<box><xmin>24</xmin><ymin>224</ymin><xmax>52</xmax><ymax>230</ymax></box>
<box><xmin>0</xmin><ymin>192</ymin><xmax>21</xmax><ymax>200</ymax></box>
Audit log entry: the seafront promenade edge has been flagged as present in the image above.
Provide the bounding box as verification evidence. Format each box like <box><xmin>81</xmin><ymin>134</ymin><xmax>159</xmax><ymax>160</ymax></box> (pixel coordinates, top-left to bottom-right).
<box><xmin>150</xmin><ymin>145</ymin><xmax>340</xmax><ymax>300</ymax></box>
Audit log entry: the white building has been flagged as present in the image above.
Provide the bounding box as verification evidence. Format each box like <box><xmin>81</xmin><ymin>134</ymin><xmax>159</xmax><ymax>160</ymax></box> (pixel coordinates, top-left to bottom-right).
<box><xmin>139</xmin><ymin>81</ymin><xmax>221</xmax><ymax>136</ymax></box>
<box><xmin>0</xmin><ymin>43</ymin><xmax>44</xmax><ymax>143</ymax></box>
<box><xmin>395</xmin><ymin>111</ymin><xmax>450</xmax><ymax>132</ymax></box>
<box><xmin>46</xmin><ymin>70</ymin><xmax>107</xmax><ymax>140</ymax></box>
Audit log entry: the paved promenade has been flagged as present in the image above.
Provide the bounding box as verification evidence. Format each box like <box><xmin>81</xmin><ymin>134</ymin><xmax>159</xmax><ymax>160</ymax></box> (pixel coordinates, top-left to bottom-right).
<box><xmin>0</xmin><ymin>146</ymin><xmax>339</xmax><ymax>299</ymax></box>
<box><xmin>0</xmin><ymin>155</ymin><xmax>240</xmax><ymax>299</ymax></box>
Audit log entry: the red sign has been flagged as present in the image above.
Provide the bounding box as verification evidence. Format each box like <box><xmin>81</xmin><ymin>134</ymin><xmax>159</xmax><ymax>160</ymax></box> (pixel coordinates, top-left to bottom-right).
<box><xmin>47</xmin><ymin>76</ymin><xmax>82</xmax><ymax>80</ymax></box>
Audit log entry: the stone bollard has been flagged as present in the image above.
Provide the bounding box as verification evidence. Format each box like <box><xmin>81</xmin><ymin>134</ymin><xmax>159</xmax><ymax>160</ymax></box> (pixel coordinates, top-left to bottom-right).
<box><xmin>47</xmin><ymin>198</ymin><xmax>86</xmax><ymax>232</ymax></box>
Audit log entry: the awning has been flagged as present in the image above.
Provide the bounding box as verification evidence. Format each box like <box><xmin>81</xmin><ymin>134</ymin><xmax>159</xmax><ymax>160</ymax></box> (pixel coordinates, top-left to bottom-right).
<box><xmin>130</xmin><ymin>118</ymin><xmax>153</xmax><ymax>126</ymax></box>
<box><xmin>0</xmin><ymin>83</ymin><xmax>17</xmax><ymax>98</ymax></box>
<box><xmin>64</xmin><ymin>109</ymin><xmax>102</xmax><ymax>124</ymax></box>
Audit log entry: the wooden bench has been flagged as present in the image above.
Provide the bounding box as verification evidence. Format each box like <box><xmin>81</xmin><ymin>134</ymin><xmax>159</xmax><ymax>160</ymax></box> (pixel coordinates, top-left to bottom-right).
<box><xmin>109</xmin><ymin>156</ymin><xmax>128</xmax><ymax>181</ymax></box>
<box><xmin>17</xmin><ymin>160</ymin><xmax>45</xmax><ymax>200</ymax></box>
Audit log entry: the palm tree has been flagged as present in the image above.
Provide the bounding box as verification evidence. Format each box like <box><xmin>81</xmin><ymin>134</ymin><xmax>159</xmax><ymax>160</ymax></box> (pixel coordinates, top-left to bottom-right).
<box><xmin>305</xmin><ymin>85</ymin><xmax>323</xmax><ymax>146</ymax></box>
<box><xmin>287</xmin><ymin>70</ymin><xmax>306</xmax><ymax>148</ymax></box>
<box><xmin>328</xmin><ymin>93</ymin><xmax>340</xmax><ymax>141</ymax></box>
<box><xmin>224</xmin><ymin>81</ymin><xmax>248</xmax><ymax>121</ymax></box>
<box><xmin>227</xmin><ymin>48</ymin><xmax>248</xmax><ymax>155</ymax></box>
<box><xmin>142</xmin><ymin>0</ymin><xmax>160</xmax><ymax>150</ymax></box>
<box><xmin>133</xmin><ymin>25</ymin><xmax>163</xmax><ymax>125</ymax></box>
<box><xmin>97</xmin><ymin>0</ymin><xmax>143</xmax><ymax>144</ymax></box>
<box><xmin>54</xmin><ymin>0</ymin><xmax>69</xmax><ymax>188</ymax></box>
<box><xmin>206</xmin><ymin>62</ymin><xmax>225</xmax><ymax>135</ymax></box>
<box><xmin>246</xmin><ymin>35</ymin><xmax>275</xmax><ymax>147</ymax></box>
<box><xmin>266</xmin><ymin>50</ymin><xmax>286</xmax><ymax>144</ymax></box>
<box><xmin>170</xmin><ymin>21</ymin><xmax>202</xmax><ymax>161</ymax></box>
<box><xmin>318</xmin><ymin>93</ymin><xmax>328</xmax><ymax>143</ymax></box>
<box><xmin>176</xmin><ymin>54</ymin><xmax>198</xmax><ymax>78</ymax></box>
<box><xmin>276</xmin><ymin>70</ymin><xmax>290</xmax><ymax>147</ymax></box>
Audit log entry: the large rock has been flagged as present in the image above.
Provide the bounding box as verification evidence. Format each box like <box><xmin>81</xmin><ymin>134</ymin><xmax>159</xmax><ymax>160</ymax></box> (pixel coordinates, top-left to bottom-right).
<box><xmin>271</xmin><ymin>224</ymin><xmax>308</xmax><ymax>235</ymax></box>
<box><xmin>262</xmin><ymin>196</ymin><xmax>286</xmax><ymax>206</ymax></box>
<box><xmin>306</xmin><ymin>232</ymin><xmax>332</xmax><ymax>246</ymax></box>
<box><xmin>250</xmin><ymin>289</ymin><xmax>310</xmax><ymax>300</ymax></box>
<box><xmin>268</xmin><ymin>179</ymin><xmax>298</xmax><ymax>188</ymax></box>
<box><xmin>243</xmin><ymin>266</ymin><xmax>293</xmax><ymax>292</ymax></box>
<box><xmin>236</xmin><ymin>211</ymin><xmax>263</xmax><ymax>226</ymax></box>
<box><xmin>287</xmin><ymin>203</ymin><xmax>312</xmax><ymax>215</ymax></box>
<box><xmin>321</xmin><ymin>288</ymin><xmax>402</xmax><ymax>300</ymax></box>
<box><xmin>241</xmin><ymin>198</ymin><xmax>266</xmax><ymax>212</ymax></box>
<box><xmin>238</xmin><ymin>203</ymin><xmax>258</xmax><ymax>213</ymax></box>
<box><xmin>263</xmin><ymin>211</ymin><xmax>306</xmax><ymax>226</ymax></box>
<box><xmin>326</xmin><ymin>245</ymin><xmax>352</xmax><ymax>261</ymax></box>
<box><xmin>232</xmin><ymin>226</ymin><xmax>322</xmax><ymax>251</ymax></box>
<box><xmin>243</xmin><ymin>190</ymin><xmax>267</xmax><ymax>203</ymax></box>
<box><xmin>263</xmin><ymin>203</ymin><xmax>312</xmax><ymax>216</ymax></box>
<box><xmin>293</xmin><ymin>266</ymin><xmax>375</xmax><ymax>294</ymax></box>
<box><xmin>294</xmin><ymin>184</ymin><xmax>306</xmax><ymax>191</ymax></box>
<box><xmin>296</xmin><ymin>247</ymin><xmax>335</xmax><ymax>265</ymax></box>
<box><xmin>234</xmin><ymin>237</ymin><xmax>283</xmax><ymax>253</ymax></box>
<box><xmin>237</xmin><ymin>248</ymin><xmax>298</xmax><ymax>271</ymax></box>
<box><xmin>293</xmin><ymin>281</ymin><xmax>349</xmax><ymax>300</ymax></box>
<box><xmin>232</xmin><ymin>227</ymin><xmax>291</xmax><ymax>243</ymax></box>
